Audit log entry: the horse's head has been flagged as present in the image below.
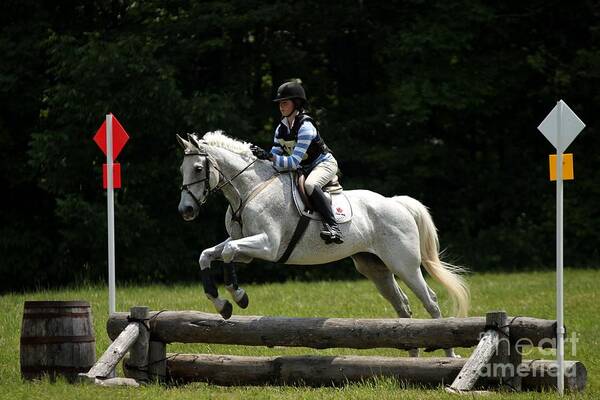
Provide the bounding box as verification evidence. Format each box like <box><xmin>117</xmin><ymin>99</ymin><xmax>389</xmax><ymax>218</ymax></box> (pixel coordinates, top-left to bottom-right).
<box><xmin>176</xmin><ymin>134</ymin><xmax>219</xmax><ymax>221</ymax></box>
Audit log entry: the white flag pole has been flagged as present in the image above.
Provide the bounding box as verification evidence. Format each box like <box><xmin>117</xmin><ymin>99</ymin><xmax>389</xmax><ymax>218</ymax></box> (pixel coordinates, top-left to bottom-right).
<box><xmin>538</xmin><ymin>99</ymin><xmax>585</xmax><ymax>395</ymax></box>
<box><xmin>106</xmin><ymin>114</ymin><xmax>116</xmax><ymax>315</ymax></box>
<box><xmin>556</xmin><ymin>101</ymin><xmax>565</xmax><ymax>395</ymax></box>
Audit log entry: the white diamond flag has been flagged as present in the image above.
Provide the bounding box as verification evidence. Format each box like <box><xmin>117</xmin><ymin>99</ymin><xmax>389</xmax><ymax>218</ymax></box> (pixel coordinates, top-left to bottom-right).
<box><xmin>538</xmin><ymin>100</ymin><xmax>585</xmax><ymax>153</ymax></box>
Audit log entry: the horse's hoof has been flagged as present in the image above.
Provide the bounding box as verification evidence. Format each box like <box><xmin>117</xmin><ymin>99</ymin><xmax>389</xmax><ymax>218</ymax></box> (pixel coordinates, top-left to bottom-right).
<box><xmin>444</xmin><ymin>348</ymin><xmax>461</xmax><ymax>358</ymax></box>
<box><xmin>236</xmin><ymin>292</ymin><xmax>249</xmax><ymax>309</ymax></box>
<box><xmin>219</xmin><ymin>300</ymin><xmax>233</xmax><ymax>319</ymax></box>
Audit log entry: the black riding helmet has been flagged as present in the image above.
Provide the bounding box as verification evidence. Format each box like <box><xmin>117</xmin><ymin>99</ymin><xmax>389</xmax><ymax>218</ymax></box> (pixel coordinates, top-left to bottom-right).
<box><xmin>273</xmin><ymin>81</ymin><xmax>307</xmax><ymax>109</ymax></box>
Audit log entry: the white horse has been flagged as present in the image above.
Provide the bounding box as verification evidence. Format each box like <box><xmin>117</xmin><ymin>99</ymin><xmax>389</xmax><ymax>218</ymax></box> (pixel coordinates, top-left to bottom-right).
<box><xmin>177</xmin><ymin>131</ymin><xmax>469</xmax><ymax>357</ymax></box>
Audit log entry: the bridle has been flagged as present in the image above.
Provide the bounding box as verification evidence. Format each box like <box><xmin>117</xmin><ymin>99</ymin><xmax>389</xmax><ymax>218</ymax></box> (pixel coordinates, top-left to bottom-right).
<box><xmin>180</xmin><ymin>150</ymin><xmax>261</xmax><ymax>215</ymax></box>
<box><xmin>180</xmin><ymin>151</ymin><xmax>212</xmax><ymax>208</ymax></box>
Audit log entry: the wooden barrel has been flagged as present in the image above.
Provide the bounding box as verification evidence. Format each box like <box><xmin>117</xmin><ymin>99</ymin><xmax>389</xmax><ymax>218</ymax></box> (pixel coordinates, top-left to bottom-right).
<box><xmin>20</xmin><ymin>301</ymin><xmax>96</xmax><ymax>381</ymax></box>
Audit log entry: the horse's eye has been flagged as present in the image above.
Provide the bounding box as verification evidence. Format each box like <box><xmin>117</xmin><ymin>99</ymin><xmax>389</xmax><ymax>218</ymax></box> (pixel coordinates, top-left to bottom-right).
<box><xmin>193</xmin><ymin>162</ymin><xmax>203</xmax><ymax>171</ymax></box>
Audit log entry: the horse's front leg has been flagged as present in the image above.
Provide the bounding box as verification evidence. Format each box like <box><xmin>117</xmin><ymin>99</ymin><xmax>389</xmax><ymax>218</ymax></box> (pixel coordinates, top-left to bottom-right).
<box><xmin>221</xmin><ymin>232</ymin><xmax>277</xmax><ymax>264</ymax></box>
<box><xmin>199</xmin><ymin>238</ymin><xmax>235</xmax><ymax>319</ymax></box>
<box><xmin>223</xmin><ymin>263</ymin><xmax>249</xmax><ymax>309</ymax></box>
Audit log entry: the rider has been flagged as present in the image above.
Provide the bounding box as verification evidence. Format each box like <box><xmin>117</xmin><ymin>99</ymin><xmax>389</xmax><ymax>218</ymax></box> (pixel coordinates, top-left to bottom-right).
<box><xmin>251</xmin><ymin>80</ymin><xmax>343</xmax><ymax>244</ymax></box>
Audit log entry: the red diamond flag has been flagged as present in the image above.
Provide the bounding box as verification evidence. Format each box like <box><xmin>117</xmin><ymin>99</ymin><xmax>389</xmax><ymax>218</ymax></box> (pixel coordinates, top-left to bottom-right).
<box><xmin>93</xmin><ymin>114</ymin><xmax>130</xmax><ymax>159</ymax></box>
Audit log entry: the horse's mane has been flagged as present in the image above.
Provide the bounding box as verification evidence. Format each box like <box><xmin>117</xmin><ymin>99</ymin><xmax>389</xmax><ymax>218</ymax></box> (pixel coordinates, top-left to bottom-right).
<box><xmin>193</xmin><ymin>130</ymin><xmax>254</xmax><ymax>157</ymax></box>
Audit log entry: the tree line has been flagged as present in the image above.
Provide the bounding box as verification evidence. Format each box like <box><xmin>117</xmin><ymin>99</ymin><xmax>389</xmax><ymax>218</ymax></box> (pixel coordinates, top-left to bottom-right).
<box><xmin>2</xmin><ymin>0</ymin><xmax>599</xmax><ymax>293</ymax></box>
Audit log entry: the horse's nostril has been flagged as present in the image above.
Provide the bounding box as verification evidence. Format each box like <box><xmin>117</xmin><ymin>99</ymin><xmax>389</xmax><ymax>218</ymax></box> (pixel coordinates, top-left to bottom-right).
<box><xmin>179</xmin><ymin>205</ymin><xmax>196</xmax><ymax>220</ymax></box>
<box><xmin>178</xmin><ymin>204</ymin><xmax>194</xmax><ymax>216</ymax></box>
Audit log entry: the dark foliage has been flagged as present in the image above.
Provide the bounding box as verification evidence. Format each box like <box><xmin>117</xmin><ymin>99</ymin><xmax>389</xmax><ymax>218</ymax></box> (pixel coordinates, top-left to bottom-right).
<box><xmin>2</xmin><ymin>0</ymin><xmax>599</xmax><ymax>293</ymax></box>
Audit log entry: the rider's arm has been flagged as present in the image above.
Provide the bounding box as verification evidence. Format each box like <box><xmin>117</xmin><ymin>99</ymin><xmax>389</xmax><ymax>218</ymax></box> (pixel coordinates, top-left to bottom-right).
<box><xmin>270</xmin><ymin>144</ymin><xmax>284</xmax><ymax>157</ymax></box>
<box><xmin>272</xmin><ymin>122</ymin><xmax>316</xmax><ymax>170</ymax></box>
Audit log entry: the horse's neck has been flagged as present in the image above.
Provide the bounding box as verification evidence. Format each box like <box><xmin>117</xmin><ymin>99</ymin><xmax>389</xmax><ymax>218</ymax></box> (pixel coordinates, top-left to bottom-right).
<box><xmin>209</xmin><ymin>147</ymin><xmax>273</xmax><ymax>208</ymax></box>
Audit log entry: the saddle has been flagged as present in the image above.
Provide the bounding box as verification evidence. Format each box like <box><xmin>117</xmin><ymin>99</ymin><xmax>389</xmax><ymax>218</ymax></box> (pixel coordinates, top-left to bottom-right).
<box><xmin>277</xmin><ymin>172</ymin><xmax>352</xmax><ymax>263</ymax></box>
<box><xmin>292</xmin><ymin>173</ymin><xmax>352</xmax><ymax>223</ymax></box>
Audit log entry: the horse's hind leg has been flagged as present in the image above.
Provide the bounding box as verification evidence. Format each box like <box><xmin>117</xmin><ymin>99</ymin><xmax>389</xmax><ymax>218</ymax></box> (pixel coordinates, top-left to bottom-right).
<box><xmin>351</xmin><ymin>253</ymin><xmax>413</xmax><ymax>317</ymax></box>
<box><xmin>404</xmin><ymin>271</ymin><xmax>459</xmax><ymax>357</ymax></box>
<box><xmin>351</xmin><ymin>253</ymin><xmax>419</xmax><ymax>357</ymax></box>
<box><xmin>375</xmin><ymin>248</ymin><xmax>459</xmax><ymax>358</ymax></box>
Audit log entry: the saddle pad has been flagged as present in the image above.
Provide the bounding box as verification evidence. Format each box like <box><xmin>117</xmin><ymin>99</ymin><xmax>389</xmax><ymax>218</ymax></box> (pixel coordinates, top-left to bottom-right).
<box><xmin>290</xmin><ymin>174</ymin><xmax>353</xmax><ymax>223</ymax></box>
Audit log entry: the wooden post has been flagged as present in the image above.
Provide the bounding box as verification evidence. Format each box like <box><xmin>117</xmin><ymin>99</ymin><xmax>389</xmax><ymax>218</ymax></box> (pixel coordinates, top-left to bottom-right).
<box><xmin>148</xmin><ymin>341</ymin><xmax>167</xmax><ymax>382</ymax></box>
<box><xmin>488</xmin><ymin>311</ymin><xmax>522</xmax><ymax>390</ymax></box>
<box><xmin>508</xmin><ymin>337</ymin><xmax>523</xmax><ymax>390</ymax></box>
<box><xmin>125</xmin><ymin>306</ymin><xmax>150</xmax><ymax>382</ymax></box>
<box><xmin>448</xmin><ymin>311</ymin><xmax>506</xmax><ymax>392</ymax></box>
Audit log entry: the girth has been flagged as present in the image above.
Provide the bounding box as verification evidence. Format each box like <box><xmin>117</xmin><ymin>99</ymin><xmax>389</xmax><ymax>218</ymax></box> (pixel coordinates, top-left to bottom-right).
<box><xmin>277</xmin><ymin>214</ymin><xmax>311</xmax><ymax>264</ymax></box>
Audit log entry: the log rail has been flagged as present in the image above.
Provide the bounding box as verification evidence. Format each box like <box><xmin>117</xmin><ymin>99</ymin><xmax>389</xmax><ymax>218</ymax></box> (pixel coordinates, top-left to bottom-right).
<box><xmin>108</xmin><ymin>311</ymin><xmax>557</xmax><ymax>351</ymax></box>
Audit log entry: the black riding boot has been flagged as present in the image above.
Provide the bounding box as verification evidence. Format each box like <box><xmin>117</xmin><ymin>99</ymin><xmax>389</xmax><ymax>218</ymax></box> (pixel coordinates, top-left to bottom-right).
<box><xmin>309</xmin><ymin>186</ymin><xmax>343</xmax><ymax>244</ymax></box>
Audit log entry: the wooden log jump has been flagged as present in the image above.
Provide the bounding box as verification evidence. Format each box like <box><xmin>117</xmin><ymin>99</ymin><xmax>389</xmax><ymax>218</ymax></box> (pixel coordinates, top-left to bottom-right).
<box><xmin>107</xmin><ymin>311</ymin><xmax>557</xmax><ymax>350</ymax></box>
<box><xmin>96</xmin><ymin>308</ymin><xmax>586</xmax><ymax>393</ymax></box>
<box><xmin>123</xmin><ymin>353</ymin><xmax>586</xmax><ymax>392</ymax></box>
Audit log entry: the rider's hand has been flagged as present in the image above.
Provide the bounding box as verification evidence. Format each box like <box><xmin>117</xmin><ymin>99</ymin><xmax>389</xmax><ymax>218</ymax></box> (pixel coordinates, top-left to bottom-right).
<box><xmin>250</xmin><ymin>145</ymin><xmax>272</xmax><ymax>161</ymax></box>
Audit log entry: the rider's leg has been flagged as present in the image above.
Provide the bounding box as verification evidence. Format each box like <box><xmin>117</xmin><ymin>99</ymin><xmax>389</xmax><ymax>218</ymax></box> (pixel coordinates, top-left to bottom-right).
<box><xmin>309</xmin><ymin>186</ymin><xmax>343</xmax><ymax>243</ymax></box>
<box><xmin>303</xmin><ymin>157</ymin><xmax>338</xmax><ymax>195</ymax></box>
<box><xmin>304</xmin><ymin>158</ymin><xmax>343</xmax><ymax>243</ymax></box>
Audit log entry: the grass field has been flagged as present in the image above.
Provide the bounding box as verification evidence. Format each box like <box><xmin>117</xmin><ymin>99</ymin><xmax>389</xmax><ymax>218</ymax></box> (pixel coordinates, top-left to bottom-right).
<box><xmin>0</xmin><ymin>268</ymin><xmax>597</xmax><ymax>399</ymax></box>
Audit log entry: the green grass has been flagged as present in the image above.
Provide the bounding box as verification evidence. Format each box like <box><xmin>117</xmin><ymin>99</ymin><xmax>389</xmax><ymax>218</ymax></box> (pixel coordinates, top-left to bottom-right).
<box><xmin>0</xmin><ymin>268</ymin><xmax>598</xmax><ymax>399</ymax></box>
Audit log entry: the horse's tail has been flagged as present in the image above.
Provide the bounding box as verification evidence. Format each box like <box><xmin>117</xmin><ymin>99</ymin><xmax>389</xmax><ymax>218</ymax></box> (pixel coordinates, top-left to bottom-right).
<box><xmin>393</xmin><ymin>196</ymin><xmax>470</xmax><ymax>317</ymax></box>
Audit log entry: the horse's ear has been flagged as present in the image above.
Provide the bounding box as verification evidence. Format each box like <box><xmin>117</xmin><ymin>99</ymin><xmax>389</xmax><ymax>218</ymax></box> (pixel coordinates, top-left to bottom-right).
<box><xmin>188</xmin><ymin>134</ymin><xmax>204</xmax><ymax>151</ymax></box>
<box><xmin>176</xmin><ymin>134</ymin><xmax>190</xmax><ymax>150</ymax></box>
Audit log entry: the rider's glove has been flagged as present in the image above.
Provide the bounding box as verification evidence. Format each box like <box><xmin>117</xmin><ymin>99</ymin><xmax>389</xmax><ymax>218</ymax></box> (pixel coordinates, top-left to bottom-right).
<box><xmin>250</xmin><ymin>145</ymin><xmax>271</xmax><ymax>161</ymax></box>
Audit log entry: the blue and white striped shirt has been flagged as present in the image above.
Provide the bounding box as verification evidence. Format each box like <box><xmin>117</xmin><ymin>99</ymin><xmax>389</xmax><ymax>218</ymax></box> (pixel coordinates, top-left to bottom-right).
<box><xmin>270</xmin><ymin>117</ymin><xmax>332</xmax><ymax>172</ymax></box>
